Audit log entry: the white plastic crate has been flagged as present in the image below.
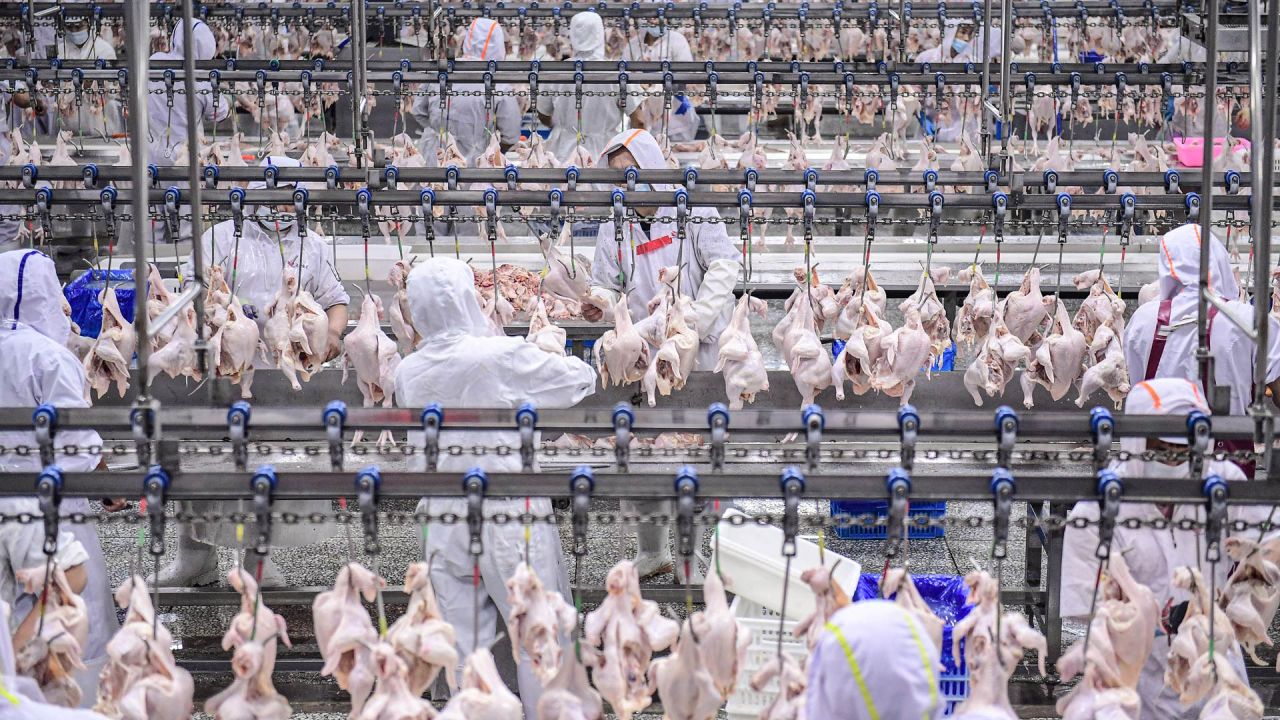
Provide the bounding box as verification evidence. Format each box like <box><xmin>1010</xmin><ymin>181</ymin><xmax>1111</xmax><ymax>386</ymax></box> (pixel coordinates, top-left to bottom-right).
<box><xmin>724</xmin><ymin>596</ymin><xmax>807</xmax><ymax>720</ymax></box>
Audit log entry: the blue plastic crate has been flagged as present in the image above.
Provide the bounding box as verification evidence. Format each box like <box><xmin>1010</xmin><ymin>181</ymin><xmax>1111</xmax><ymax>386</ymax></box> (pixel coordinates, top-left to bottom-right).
<box><xmin>829</xmin><ymin>499</ymin><xmax>947</xmax><ymax>540</ymax></box>
<box><xmin>855</xmin><ymin>574</ymin><xmax>971</xmax><ymax>715</ymax></box>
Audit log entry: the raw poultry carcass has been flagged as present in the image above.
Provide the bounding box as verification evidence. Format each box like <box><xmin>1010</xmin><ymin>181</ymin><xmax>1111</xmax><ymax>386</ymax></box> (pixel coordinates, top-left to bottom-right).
<box><xmin>435</xmin><ymin>649</ymin><xmax>523</xmax><ymax>720</ymax></box>
<box><xmin>1165</xmin><ymin>567</ymin><xmax>1238</xmax><ymax>705</ymax></box>
<box><xmin>912</xmin><ymin>137</ymin><xmax>941</xmax><ymax>173</ymax></box>
<box><xmin>774</xmin><ymin>279</ymin><xmax>833</xmax><ymax>407</ymax></box>
<box><xmin>212</xmin><ymin>298</ymin><xmax>259</xmax><ymax>399</ymax></box>
<box><xmin>1221</xmin><ymin>537</ymin><xmax>1280</xmax><ymax>665</ymax></box>
<box><xmin>314</xmin><ymin>562</ymin><xmax>386</xmax><ymax>717</ymax></box>
<box><xmin>15</xmin><ymin>563</ymin><xmax>89</xmax><ymax>707</ymax></box>
<box><xmin>641</xmin><ymin>294</ymin><xmax>700</xmax><ymax>407</ymax></box>
<box><xmin>697</xmin><ymin>135</ymin><xmax>733</xmax><ymax>192</ymax></box>
<box><xmin>833</xmin><ymin>266</ymin><xmax>888</xmax><ymax>340</ymax></box>
<box><xmin>147</xmin><ymin>304</ymin><xmax>202</xmax><ymax>384</ymax></box>
<box><xmin>358</xmin><ymin>643</ymin><xmax>436</xmax><ymax>720</ymax></box>
<box><xmin>343</xmin><ymin>293</ymin><xmax>402</xmax><ymax>448</ymax></box>
<box><xmin>901</xmin><ymin>272</ymin><xmax>950</xmax><ymax>356</ymax></box>
<box><xmin>536</xmin><ymin>644</ymin><xmax>603</xmax><ymax>720</ymax></box>
<box><xmin>750</xmin><ymin>654</ymin><xmax>807</xmax><ymax>720</ymax></box>
<box><xmin>951</xmin><ymin>571</ymin><xmax>1047</xmax><ymax>719</ymax></box>
<box><xmin>387</xmin><ymin>562</ymin><xmax>458</xmax><ymax>696</ymax></box>
<box><xmin>1073</xmin><ymin>272</ymin><xmax>1127</xmax><ymax>344</ymax></box>
<box><xmin>964</xmin><ymin>321</ymin><xmax>1032</xmax><ymax>407</ymax></box>
<box><xmin>1000</xmin><ymin>267</ymin><xmax>1050</xmax><ymax>344</ymax></box>
<box><xmin>47</xmin><ymin>130</ymin><xmax>78</xmax><ymax>190</ymax></box>
<box><xmin>783</xmin><ymin>268</ymin><xmax>840</xmax><ymax>332</ymax></box>
<box><xmin>647</xmin><ymin>620</ymin><xmax>723</xmax><ymax>720</ymax></box>
<box><xmin>386</xmin><ymin>260</ymin><xmax>420</xmax><ymax>355</ymax></box>
<box><xmin>1031</xmin><ymin>136</ymin><xmax>1074</xmax><ymax>175</ymax></box>
<box><xmin>793</xmin><ymin>565</ymin><xmax>851</xmax><ymax>651</ymax></box>
<box><xmin>1054</xmin><ymin>554</ymin><xmax>1156</xmax><ymax>720</ymax></box>
<box><xmin>870</xmin><ymin>306</ymin><xmax>935</xmax><ymax>406</ymax></box>
<box><xmin>539</xmin><ymin>223</ymin><xmax>592</xmax><ymax>305</ymax></box>
<box><xmin>770</xmin><ymin>133</ymin><xmax>810</xmax><ymax>248</ymax></box>
<box><xmin>379</xmin><ymin>134</ymin><xmax>427</xmax><ymax>247</ymax></box>
<box><xmin>505</xmin><ymin>561</ymin><xmax>577</xmax><ymax>684</ymax></box>
<box><xmin>715</xmin><ymin>294</ymin><xmax>770</xmax><ymax>410</ymax></box>
<box><xmin>63</xmin><ymin>297</ymin><xmax>94</xmax><ymax>361</ymax></box>
<box><xmin>595</xmin><ymin>295</ymin><xmax>650</xmax><ymax>388</ymax></box>
<box><xmin>1020</xmin><ymin>300</ymin><xmax>1088</xmax><ymax>408</ymax></box>
<box><xmin>84</xmin><ymin>286</ymin><xmax>136</xmax><ymax>399</ymax></box>
<box><xmin>689</xmin><ymin>571</ymin><xmax>751</xmax><ymax>700</ymax></box>
<box><xmin>1076</xmin><ymin>324</ymin><xmax>1131</xmax><ymax>409</ymax></box>
<box><xmin>881</xmin><ymin>568</ymin><xmax>944</xmax><ymax>652</ymax></box>
<box><xmin>584</xmin><ymin>561</ymin><xmax>680</xmax><ymax>720</ymax></box>
<box><xmin>145</xmin><ymin>264</ymin><xmax>177</xmax><ymax>351</ymax></box>
<box><xmin>212</xmin><ymin>568</ymin><xmax>291</xmax><ymax>720</ymax></box>
<box><xmin>262</xmin><ymin>272</ymin><xmax>304</xmax><ymax>390</ymax></box>
<box><xmin>954</xmin><ymin>265</ymin><xmax>996</xmax><ymax>348</ymax></box>
<box><xmin>95</xmin><ymin>576</ymin><xmax>194</xmax><ymax>720</ymax></box>
<box><xmin>833</xmin><ymin>303</ymin><xmax>894</xmax><ymax>400</ymax></box>
<box><xmin>527</xmin><ymin>297</ymin><xmax>568</xmax><ymax>356</ymax></box>
<box><xmin>206</xmin><ymin>640</ymin><xmax>292</xmax><ymax>720</ymax></box>
<box><xmin>287</xmin><ymin>273</ymin><xmax>330</xmax><ymax>385</ymax></box>
<box><xmin>1188</xmin><ymin>654</ymin><xmax>1265</xmax><ymax>720</ymax></box>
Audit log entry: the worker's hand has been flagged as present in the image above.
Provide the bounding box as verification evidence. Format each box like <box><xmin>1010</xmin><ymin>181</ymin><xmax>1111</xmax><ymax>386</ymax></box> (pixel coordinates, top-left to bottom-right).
<box><xmin>325</xmin><ymin>334</ymin><xmax>344</xmax><ymax>362</ymax></box>
<box><xmin>582</xmin><ymin>302</ymin><xmax>604</xmax><ymax>322</ymax></box>
<box><xmin>101</xmin><ymin>498</ymin><xmax>128</xmax><ymax>512</ymax></box>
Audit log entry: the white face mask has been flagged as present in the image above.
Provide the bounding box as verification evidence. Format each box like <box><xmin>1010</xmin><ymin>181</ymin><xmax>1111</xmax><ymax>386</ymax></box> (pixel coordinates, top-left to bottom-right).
<box><xmin>67</xmin><ymin>30</ymin><xmax>90</xmax><ymax>47</ymax></box>
<box><xmin>255</xmin><ymin>205</ymin><xmax>295</xmax><ymax>233</ymax></box>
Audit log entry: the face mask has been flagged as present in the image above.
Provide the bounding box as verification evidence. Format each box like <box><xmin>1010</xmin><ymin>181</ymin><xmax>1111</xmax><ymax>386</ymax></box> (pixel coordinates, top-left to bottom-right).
<box><xmin>1139</xmin><ymin>459</ymin><xmax>1190</xmax><ymax>479</ymax></box>
<box><xmin>951</xmin><ymin>39</ymin><xmax>970</xmax><ymax>55</ymax></box>
<box><xmin>67</xmin><ymin>30</ymin><xmax>90</xmax><ymax>47</ymax></box>
<box><xmin>255</xmin><ymin>206</ymin><xmax>295</xmax><ymax>233</ymax></box>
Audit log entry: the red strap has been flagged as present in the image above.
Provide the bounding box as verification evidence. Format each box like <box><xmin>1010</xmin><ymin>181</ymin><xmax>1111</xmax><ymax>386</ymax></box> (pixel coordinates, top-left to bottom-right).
<box><xmin>636</xmin><ymin>234</ymin><xmax>673</xmax><ymax>256</ymax></box>
<box><xmin>1144</xmin><ymin>299</ymin><xmax>1174</xmax><ymax>382</ymax></box>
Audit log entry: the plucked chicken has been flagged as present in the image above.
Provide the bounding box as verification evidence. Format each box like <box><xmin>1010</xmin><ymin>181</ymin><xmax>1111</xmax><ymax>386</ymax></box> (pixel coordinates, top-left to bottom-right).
<box><xmin>641</xmin><ymin>293</ymin><xmax>700</xmax><ymax>407</ymax></box>
<box><xmin>715</xmin><ymin>294</ymin><xmax>770</xmax><ymax>410</ymax></box>
<box><xmin>1077</xmin><ymin>324</ymin><xmax>1131</xmax><ymax>408</ymax></box>
<box><xmin>357</xmin><ymin>643</ymin><xmax>437</xmax><ymax>720</ymax></box>
<box><xmin>343</xmin><ymin>294</ymin><xmax>402</xmax><ymax>448</ymax></box>
<box><xmin>774</xmin><ymin>279</ymin><xmax>833</xmax><ymax>407</ymax></box>
<box><xmin>539</xmin><ymin>223</ymin><xmax>592</xmax><ymax>305</ymax></box>
<box><xmin>1165</xmin><ymin>567</ymin><xmax>1241</xmax><ymax>705</ymax></box>
<box><xmin>583</xmin><ymin>561</ymin><xmax>680</xmax><ymax>720</ymax></box>
<box><xmin>387</xmin><ymin>260</ymin><xmax>421</xmax><ymax>355</ymax></box>
<box><xmin>1073</xmin><ymin>273</ymin><xmax>1127</xmax><ymax>345</ymax></box>
<box><xmin>435</xmin><ymin>649</ymin><xmax>523</xmax><ymax>720</ymax></box>
<box><xmin>506</xmin><ymin>561</ymin><xmax>577</xmax><ymax>684</ymax></box>
<box><xmin>386</xmin><ymin>561</ymin><xmax>458</xmax><ymax>697</ymax></box>
<box><xmin>833</xmin><ymin>303</ymin><xmax>893</xmax><ymax>400</ymax></box>
<box><xmin>689</xmin><ymin>570</ymin><xmax>751</xmax><ymax>700</ymax></box>
<box><xmin>208</xmin><ymin>569</ymin><xmax>292</xmax><ymax>719</ymax></box>
<box><xmin>314</xmin><ymin>562</ymin><xmax>386</xmax><ymax>717</ymax></box>
<box><xmin>1186</xmin><ymin>654</ymin><xmax>1265</xmax><ymax>720</ymax></box>
<box><xmin>833</xmin><ymin>266</ymin><xmax>888</xmax><ymax>341</ymax></box>
<box><xmin>15</xmin><ymin>563</ymin><xmax>89</xmax><ymax>707</ymax></box>
<box><xmin>881</xmin><ymin>567</ymin><xmax>944</xmax><ymax>652</ymax></box>
<box><xmin>595</xmin><ymin>295</ymin><xmax>650</xmax><ymax>388</ymax></box>
<box><xmin>1020</xmin><ymin>300</ymin><xmax>1088</xmax><ymax>408</ymax></box>
<box><xmin>793</xmin><ymin>566</ymin><xmax>851</xmax><ymax>651</ymax></box>
<box><xmin>954</xmin><ymin>265</ymin><xmax>996</xmax><ymax>348</ymax></box>
<box><xmin>527</xmin><ymin>297</ymin><xmax>569</xmax><ymax>356</ymax></box>
<box><xmin>535</xmin><ymin>644</ymin><xmax>603</xmax><ymax>720</ymax></box>
<box><xmin>870</xmin><ymin>306</ymin><xmax>934</xmax><ymax>406</ymax></box>
<box><xmin>901</xmin><ymin>272</ymin><xmax>950</xmax><ymax>356</ymax></box>
<box><xmin>95</xmin><ymin>576</ymin><xmax>194</xmax><ymax>720</ymax></box>
<box><xmin>1220</xmin><ymin>537</ymin><xmax>1280</xmax><ymax>665</ymax></box>
<box><xmin>147</xmin><ymin>304</ymin><xmax>202</xmax><ymax>384</ymax></box>
<box><xmin>212</xmin><ymin>297</ymin><xmax>260</xmax><ymax>399</ymax></box>
<box><xmin>84</xmin><ymin>286</ymin><xmax>136</xmax><ymax>399</ymax></box>
<box><xmin>750</xmin><ymin>654</ymin><xmax>807</xmax><ymax>720</ymax></box>
<box><xmin>647</xmin><ymin>620</ymin><xmax>723</xmax><ymax>720</ymax></box>
<box><xmin>951</xmin><ymin>571</ymin><xmax>1047</xmax><ymax>719</ymax></box>
<box><xmin>1000</xmin><ymin>268</ymin><xmax>1050</xmax><ymax>345</ymax></box>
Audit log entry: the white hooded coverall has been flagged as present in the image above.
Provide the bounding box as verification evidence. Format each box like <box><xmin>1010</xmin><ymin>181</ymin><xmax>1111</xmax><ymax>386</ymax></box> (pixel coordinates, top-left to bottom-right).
<box><xmin>394</xmin><ymin>257</ymin><xmax>596</xmax><ymax>717</ymax></box>
<box><xmin>914</xmin><ymin>20</ymin><xmax>1003</xmax><ymax>143</ymax></box>
<box><xmin>806</xmin><ymin>599</ymin><xmax>944</xmax><ymax>720</ymax></box>
<box><xmin>535</xmin><ymin>12</ymin><xmax>643</xmax><ymax>161</ymax></box>
<box><xmin>1123</xmin><ymin>224</ymin><xmax>1280</xmax><ymax>418</ymax></box>
<box><xmin>53</xmin><ymin>31</ymin><xmax>120</xmax><ymax>139</ymax></box>
<box><xmin>0</xmin><ymin>249</ymin><xmax>115</xmax><ymax>707</ymax></box>
<box><xmin>0</xmin><ymin>600</ymin><xmax>109</xmax><ymax>719</ymax></box>
<box><xmin>1060</xmin><ymin>378</ymin><xmax>1263</xmax><ymax>719</ymax></box>
<box><xmin>146</xmin><ymin>20</ymin><xmax>232</xmax><ymax>167</ymax></box>
<box><xmin>414</xmin><ymin>19</ymin><xmax>522</xmax><ymax>167</ymax></box>
<box><xmin>623</xmin><ymin>29</ymin><xmax>700</xmax><ymax>143</ymax></box>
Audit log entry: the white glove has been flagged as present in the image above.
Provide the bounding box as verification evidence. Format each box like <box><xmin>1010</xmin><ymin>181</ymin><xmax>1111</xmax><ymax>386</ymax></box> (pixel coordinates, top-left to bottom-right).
<box><xmin>690</xmin><ymin>258</ymin><xmax>740</xmax><ymax>339</ymax></box>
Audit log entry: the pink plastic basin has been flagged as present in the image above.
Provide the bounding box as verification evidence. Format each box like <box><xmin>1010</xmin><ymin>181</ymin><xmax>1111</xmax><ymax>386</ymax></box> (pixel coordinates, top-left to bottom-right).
<box><xmin>1172</xmin><ymin>136</ymin><xmax>1250</xmax><ymax>168</ymax></box>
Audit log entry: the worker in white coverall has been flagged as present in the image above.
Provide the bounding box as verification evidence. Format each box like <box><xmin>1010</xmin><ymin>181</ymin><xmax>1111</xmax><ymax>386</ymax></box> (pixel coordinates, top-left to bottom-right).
<box><xmin>1061</xmin><ymin>378</ymin><xmax>1268</xmax><ymax>719</ymax></box>
<box><xmin>395</xmin><ymin>257</ymin><xmax>596</xmax><ymax>717</ymax></box>
<box><xmin>536</xmin><ymin>12</ymin><xmax>646</xmax><ymax>162</ymax></box>
<box><xmin>913</xmin><ymin>19</ymin><xmax>1007</xmax><ymax>143</ymax></box>
<box><xmin>1123</xmin><ymin>223</ymin><xmax>1280</xmax><ymax>476</ymax></box>
<box><xmin>0</xmin><ymin>249</ymin><xmax>116</xmax><ymax>707</ymax></box>
<box><xmin>166</xmin><ymin>156</ymin><xmax>349</xmax><ymax>588</ymax></box>
<box><xmin>623</xmin><ymin>27</ymin><xmax>700</xmax><ymax>143</ymax></box>
<box><xmin>147</xmin><ymin>20</ymin><xmax>232</xmax><ymax>243</ymax></box>
<box><xmin>582</xmin><ymin>129</ymin><xmax>741</xmax><ymax>582</ymax></box>
<box><xmin>53</xmin><ymin>17</ymin><xmax>121</xmax><ymax>139</ymax></box>
<box><xmin>806</xmin><ymin>599</ymin><xmax>944</xmax><ymax>720</ymax></box>
<box><xmin>0</xmin><ymin>600</ymin><xmax>109</xmax><ymax>719</ymax></box>
<box><xmin>413</xmin><ymin>18</ymin><xmax>521</xmax><ymax>167</ymax></box>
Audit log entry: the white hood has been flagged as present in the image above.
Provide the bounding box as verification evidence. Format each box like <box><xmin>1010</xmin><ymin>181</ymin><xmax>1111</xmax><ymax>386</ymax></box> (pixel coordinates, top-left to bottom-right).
<box><xmin>1155</xmin><ymin>223</ymin><xmax>1238</xmax><ymax>305</ymax></box>
<box><xmin>461</xmin><ymin>18</ymin><xmax>507</xmax><ymax>61</ymax></box>
<box><xmin>0</xmin><ymin>250</ymin><xmax>70</xmax><ymax>345</ymax></box>
<box><xmin>406</xmin><ymin>257</ymin><xmax>492</xmax><ymax>344</ymax></box>
<box><xmin>155</xmin><ymin>18</ymin><xmax>216</xmax><ymax>61</ymax></box>
<box><xmin>570</xmin><ymin>12</ymin><xmax>605</xmax><ymax>60</ymax></box>
<box><xmin>599</xmin><ymin>128</ymin><xmax>673</xmax><ymax>191</ymax></box>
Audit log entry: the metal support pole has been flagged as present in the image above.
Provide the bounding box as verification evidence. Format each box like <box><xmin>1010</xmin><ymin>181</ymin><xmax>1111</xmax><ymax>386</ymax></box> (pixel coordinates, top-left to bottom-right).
<box><xmin>998</xmin><ymin>0</ymin><xmax>1013</xmax><ymax>166</ymax></box>
<box><xmin>980</xmin><ymin>0</ymin><xmax>994</xmax><ymax>164</ymax></box>
<box><xmin>126</xmin><ymin>0</ymin><xmax>151</xmax><ymax>399</ymax></box>
<box><xmin>1195</xmin><ymin>0</ymin><xmax>1219</xmax><ymax>406</ymax></box>
<box><xmin>1044</xmin><ymin>501</ymin><xmax>1066</xmax><ymax>663</ymax></box>
<box><xmin>1253</xmin><ymin>0</ymin><xmax>1279</xmax><ymax>479</ymax></box>
<box><xmin>180</xmin><ymin>0</ymin><xmax>207</xmax><ymax>373</ymax></box>
<box><xmin>350</xmin><ymin>0</ymin><xmax>368</xmax><ymax>168</ymax></box>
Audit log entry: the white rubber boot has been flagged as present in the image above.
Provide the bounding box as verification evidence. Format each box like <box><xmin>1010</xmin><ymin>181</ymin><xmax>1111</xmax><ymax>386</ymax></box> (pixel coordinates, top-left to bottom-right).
<box><xmin>153</xmin><ymin>534</ymin><xmax>219</xmax><ymax>587</ymax></box>
<box><xmin>633</xmin><ymin>521</ymin><xmax>674</xmax><ymax>580</ymax></box>
<box><xmin>242</xmin><ymin>552</ymin><xmax>286</xmax><ymax>589</ymax></box>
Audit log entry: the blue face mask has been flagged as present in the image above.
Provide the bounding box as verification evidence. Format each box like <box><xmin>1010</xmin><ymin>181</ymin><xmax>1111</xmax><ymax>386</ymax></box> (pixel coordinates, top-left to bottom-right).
<box><xmin>952</xmin><ymin>39</ymin><xmax>970</xmax><ymax>55</ymax></box>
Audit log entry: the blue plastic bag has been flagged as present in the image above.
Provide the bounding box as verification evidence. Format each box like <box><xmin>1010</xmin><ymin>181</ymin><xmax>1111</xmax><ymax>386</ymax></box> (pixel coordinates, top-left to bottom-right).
<box><xmin>63</xmin><ymin>269</ymin><xmax>136</xmax><ymax>339</ymax></box>
<box><xmin>854</xmin><ymin>573</ymin><xmax>972</xmax><ymax>673</ymax></box>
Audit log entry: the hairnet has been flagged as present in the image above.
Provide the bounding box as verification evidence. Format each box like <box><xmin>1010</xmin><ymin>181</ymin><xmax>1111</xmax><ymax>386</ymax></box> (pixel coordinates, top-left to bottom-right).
<box><xmin>599</xmin><ymin>128</ymin><xmax>673</xmax><ymax>191</ymax></box>
<box><xmin>806</xmin><ymin>600</ymin><xmax>943</xmax><ymax>720</ymax></box>
<box><xmin>170</xmin><ymin>19</ymin><xmax>216</xmax><ymax>61</ymax></box>
<box><xmin>461</xmin><ymin>18</ymin><xmax>506</xmax><ymax>61</ymax></box>
<box><xmin>406</xmin><ymin>257</ymin><xmax>493</xmax><ymax>344</ymax></box>
<box><xmin>0</xmin><ymin>250</ymin><xmax>70</xmax><ymax>345</ymax></box>
<box><xmin>569</xmin><ymin>12</ymin><xmax>605</xmax><ymax>59</ymax></box>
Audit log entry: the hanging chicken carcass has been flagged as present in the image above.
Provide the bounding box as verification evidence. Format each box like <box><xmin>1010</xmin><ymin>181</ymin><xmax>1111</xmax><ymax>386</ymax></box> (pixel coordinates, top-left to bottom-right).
<box><xmin>951</xmin><ymin>571</ymin><xmax>1047</xmax><ymax>719</ymax></box>
<box><xmin>1020</xmin><ymin>300</ymin><xmax>1088</xmax><ymax>408</ymax></box>
<box><xmin>314</xmin><ymin>562</ymin><xmax>386</xmax><ymax>717</ymax></box>
<box><xmin>95</xmin><ymin>576</ymin><xmax>195</xmax><ymax>720</ymax></box>
<box><xmin>793</xmin><ymin>566</ymin><xmax>851</xmax><ymax>651</ymax></box>
<box><xmin>386</xmin><ymin>561</ymin><xmax>458</xmax><ymax>696</ymax></box>
<box><xmin>647</xmin><ymin>620</ymin><xmax>723</xmax><ymax>720</ymax></box>
<box><xmin>84</xmin><ymin>285</ymin><xmax>136</xmax><ymax>400</ymax></box>
<box><xmin>435</xmin><ymin>649</ymin><xmax>523</xmax><ymax>720</ymax></box>
<box><xmin>505</xmin><ymin>561</ymin><xmax>578</xmax><ymax>684</ymax></box>
<box><xmin>15</xmin><ymin>563</ymin><xmax>89</xmax><ymax>707</ymax></box>
<box><xmin>343</xmin><ymin>293</ymin><xmax>402</xmax><ymax>448</ymax></box>
<box><xmin>715</xmin><ymin>294</ymin><xmax>770</xmax><ymax>410</ymax></box>
<box><xmin>954</xmin><ymin>265</ymin><xmax>996</xmax><ymax>348</ymax></box>
<box><xmin>595</xmin><ymin>295</ymin><xmax>650</xmax><ymax>388</ymax></box>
